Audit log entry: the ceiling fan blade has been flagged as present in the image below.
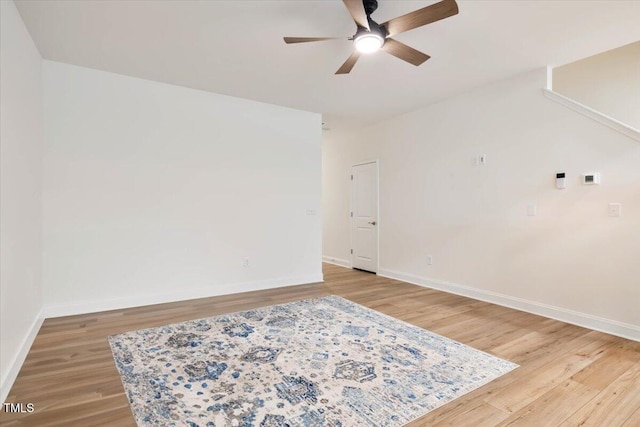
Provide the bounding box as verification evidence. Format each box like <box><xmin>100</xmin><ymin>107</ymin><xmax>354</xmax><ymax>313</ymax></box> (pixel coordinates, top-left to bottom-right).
<box><xmin>284</xmin><ymin>37</ymin><xmax>343</xmax><ymax>44</ymax></box>
<box><xmin>382</xmin><ymin>0</ymin><xmax>459</xmax><ymax>37</ymax></box>
<box><xmin>343</xmin><ymin>0</ymin><xmax>370</xmax><ymax>30</ymax></box>
<box><xmin>336</xmin><ymin>51</ymin><xmax>361</xmax><ymax>74</ymax></box>
<box><xmin>382</xmin><ymin>38</ymin><xmax>430</xmax><ymax>66</ymax></box>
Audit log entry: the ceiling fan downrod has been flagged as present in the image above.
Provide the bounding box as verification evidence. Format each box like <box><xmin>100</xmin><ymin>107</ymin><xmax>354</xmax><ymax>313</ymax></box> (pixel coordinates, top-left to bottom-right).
<box><xmin>362</xmin><ymin>0</ymin><xmax>378</xmax><ymax>17</ymax></box>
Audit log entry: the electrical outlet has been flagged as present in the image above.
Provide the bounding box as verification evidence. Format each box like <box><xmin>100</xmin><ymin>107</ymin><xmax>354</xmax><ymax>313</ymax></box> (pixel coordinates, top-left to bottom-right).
<box><xmin>243</xmin><ymin>258</ymin><xmax>250</xmax><ymax>268</ymax></box>
<box><xmin>608</xmin><ymin>203</ymin><xmax>621</xmax><ymax>217</ymax></box>
<box><xmin>426</xmin><ymin>255</ymin><xmax>433</xmax><ymax>266</ymax></box>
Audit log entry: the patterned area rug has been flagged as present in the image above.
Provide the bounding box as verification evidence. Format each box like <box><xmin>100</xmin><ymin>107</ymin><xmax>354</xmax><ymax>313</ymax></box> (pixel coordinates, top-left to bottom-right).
<box><xmin>109</xmin><ymin>295</ymin><xmax>517</xmax><ymax>426</ymax></box>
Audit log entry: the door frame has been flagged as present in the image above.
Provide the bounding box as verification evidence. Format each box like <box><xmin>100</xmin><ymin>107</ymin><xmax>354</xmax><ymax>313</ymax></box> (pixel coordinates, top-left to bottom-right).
<box><xmin>349</xmin><ymin>159</ymin><xmax>380</xmax><ymax>273</ymax></box>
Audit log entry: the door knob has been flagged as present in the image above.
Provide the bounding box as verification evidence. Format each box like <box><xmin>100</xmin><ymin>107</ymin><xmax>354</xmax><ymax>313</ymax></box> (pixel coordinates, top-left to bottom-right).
<box><xmin>368</xmin><ymin>221</ymin><xmax>377</xmax><ymax>225</ymax></box>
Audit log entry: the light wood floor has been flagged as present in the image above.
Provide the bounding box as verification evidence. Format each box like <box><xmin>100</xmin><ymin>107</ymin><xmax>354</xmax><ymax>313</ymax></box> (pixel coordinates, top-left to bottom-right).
<box><xmin>2</xmin><ymin>263</ymin><xmax>639</xmax><ymax>426</ymax></box>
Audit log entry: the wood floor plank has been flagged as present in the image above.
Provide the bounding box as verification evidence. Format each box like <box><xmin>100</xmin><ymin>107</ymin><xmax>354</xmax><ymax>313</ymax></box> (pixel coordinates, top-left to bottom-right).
<box><xmin>484</xmin><ymin>337</ymin><xmax>612</xmax><ymax>414</ymax></box>
<box><xmin>564</xmin><ymin>361</ymin><xmax>640</xmax><ymax>426</ymax></box>
<box><xmin>496</xmin><ymin>379</ymin><xmax>598</xmax><ymax>426</ymax></box>
<box><xmin>2</xmin><ymin>263</ymin><xmax>638</xmax><ymax>426</ymax></box>
<box><xmin>570</xmin><ymin>343</ymin><xmax>640</xmax><ymax>390</ymax></box>
<box><xmin>415</xmin><ymin>396</ymin><xmax>510</xmax><ymax>426</ymax></box>
<box><xmin>621</xmin><ymin>406</ymin><xmax>640</xmax><ymax>427</ymax></box>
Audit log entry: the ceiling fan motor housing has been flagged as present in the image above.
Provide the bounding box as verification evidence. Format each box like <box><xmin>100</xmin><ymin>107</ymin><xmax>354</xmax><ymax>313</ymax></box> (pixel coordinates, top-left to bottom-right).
<box><xmin>355</xmin><ymin>19</ymin><xmax>387</xmax><ymax>42</ymax></box>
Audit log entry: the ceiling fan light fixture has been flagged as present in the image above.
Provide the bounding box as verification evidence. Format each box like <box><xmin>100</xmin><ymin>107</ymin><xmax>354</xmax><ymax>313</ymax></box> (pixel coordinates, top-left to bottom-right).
<box><xmin>284</xmin><ymin>0</ymin><xmax>459</xmax><ymax>74</ymax></box>
<box><xmin>354</xmin><ymin>32</ymin><xmax>384</xmax><ymax>54</ymax></box>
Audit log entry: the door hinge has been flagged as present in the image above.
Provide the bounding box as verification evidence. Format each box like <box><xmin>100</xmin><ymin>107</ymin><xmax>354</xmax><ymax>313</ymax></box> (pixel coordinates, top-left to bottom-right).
<box><xmin>350</xmin><ymin>174</ymin><xmax>353</xmax><ymax>181</ymax></box>
<box><xmin>350</xmin><ymin>249</ymin><xmax>353</xmax><ymax>254</ymax></box>
<box><xmin>350</xmin><ymin>211</ymin><xmax>353</xmax><ymax>217</ymax></box>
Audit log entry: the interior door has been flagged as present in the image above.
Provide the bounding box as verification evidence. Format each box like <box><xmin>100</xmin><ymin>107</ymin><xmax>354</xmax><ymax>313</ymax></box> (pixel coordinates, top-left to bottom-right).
<box><xmin>351</xmin><ymin>161</ymin><xmax>378</xmax><ymax>273</ymax></box>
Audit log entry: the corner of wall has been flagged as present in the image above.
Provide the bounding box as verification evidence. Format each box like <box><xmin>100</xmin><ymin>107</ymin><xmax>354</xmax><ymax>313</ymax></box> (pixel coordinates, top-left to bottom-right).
<box><xmin>0</xmin><ymin>0</ymin><xmax>45</xmax><ymax>403</ymax></box>
<box><xmin>322</xmin><ymin>256</ymin><xmax>351</xmax><ymax>268</ymax></box>
<box><xmin>0</xmin><ymin>311</ymin><xmax>44</xmax><ymax>403</ymax></box>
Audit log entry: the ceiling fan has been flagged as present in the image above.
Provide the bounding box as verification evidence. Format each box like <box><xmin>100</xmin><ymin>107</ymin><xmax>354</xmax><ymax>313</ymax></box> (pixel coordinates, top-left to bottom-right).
<box><xmin>283</xmin><ymin>0</ymin><xmax>459</xmax><ymax>74</ymax></box>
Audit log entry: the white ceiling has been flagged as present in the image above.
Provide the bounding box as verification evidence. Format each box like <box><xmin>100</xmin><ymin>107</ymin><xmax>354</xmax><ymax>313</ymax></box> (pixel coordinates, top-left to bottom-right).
<box><xmin>14</xmin><ymin>0</ymin><xmax>640</xmax><ymax>130</ymax></box>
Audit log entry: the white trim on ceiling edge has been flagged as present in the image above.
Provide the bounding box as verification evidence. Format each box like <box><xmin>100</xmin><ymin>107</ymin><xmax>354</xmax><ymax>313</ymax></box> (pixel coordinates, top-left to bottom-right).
<box><xmin>378</xmin><ymin>268</ymin><xmax>640</xmax><ymax>343</ymax></box>
<box><xmin>1</xmin><ymin>309</ymin><xmax>44</xmax><ymax>404</ymax></box>
<box><xmin>322</xmin><ymin>255</ymin><xmax>351</xmax><ymax>268</ymax></box>
<box><xmin>1</xmin><ymin>273</ymin><xmax>323</xmax><ymax>402</ymax></box>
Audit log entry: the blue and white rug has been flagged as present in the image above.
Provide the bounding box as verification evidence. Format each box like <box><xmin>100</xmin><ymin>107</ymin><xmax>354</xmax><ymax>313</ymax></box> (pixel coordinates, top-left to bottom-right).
<box><xmin>109</xmin><ymin>295</ymin><xmax>517</xmax><ymax>426</ymax></box>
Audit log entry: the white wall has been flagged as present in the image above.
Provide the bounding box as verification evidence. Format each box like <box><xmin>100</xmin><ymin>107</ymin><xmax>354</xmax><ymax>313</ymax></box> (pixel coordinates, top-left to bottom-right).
<box><xmin>323</xmin><ymin>68</ymin><xmax>640</xmax><ymax>339</ymax></box>
<box><xmin>0</xmin><ymin>0</ymin><xmax>44</xmax><ymax>399</ymax></box>
<box><xmin>553</xmin><ymin>42</ymin><xmax>640</xmax><ymax>129</ymax></box>
<box><xmin>42</xmin><ymin>61</ymin><xmax>322</xmax><ymax>314</ymax></box>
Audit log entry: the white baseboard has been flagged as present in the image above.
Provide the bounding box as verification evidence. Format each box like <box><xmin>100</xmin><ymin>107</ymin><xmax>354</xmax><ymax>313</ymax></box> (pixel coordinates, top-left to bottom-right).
<box><xmin>2</xmin><ymin>275</ymin><xmax>323</xmax><ymax>403</ymax></box>
<box><xmin>378</xmin><ymin>268</ymin><xmax>640</xmax><ymax>342</ymax></box>
<box><xmin>322</xmin><ymin>255</ymin><xmax>351</xmax><ymax>268</ymax></box>
<box><xmin>1</xmin><ymin>309</ymin><xmax>44</xmax><ymax>403</ymax></box>
<box><xmin>42</xmin><ymin>274</ymin><xmax>324</xmax><ymax>319</ymax></box>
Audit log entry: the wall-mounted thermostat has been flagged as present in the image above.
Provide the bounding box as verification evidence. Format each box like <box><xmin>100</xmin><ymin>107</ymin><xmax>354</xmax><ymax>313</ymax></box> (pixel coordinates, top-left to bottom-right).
<box><xmin>556</xmin><ymin>172</ymin><xmax>566</xmax><ymax>189</ymax></box>
<box><xmin>583</xmin><ymin>173</ymin><xmax>600</xmax><ymax>185</ymax></box>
